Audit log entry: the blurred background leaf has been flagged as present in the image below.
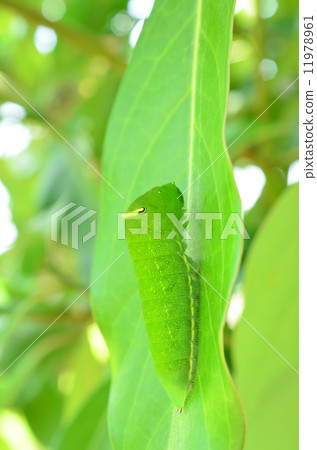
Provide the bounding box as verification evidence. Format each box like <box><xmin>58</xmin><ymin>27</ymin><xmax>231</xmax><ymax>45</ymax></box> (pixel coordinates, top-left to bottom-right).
<box><xmin>234</xmin><ymin>183</ymin><xmax>299</xmax><ymax>449</ymax></box>
<box><xmin>55</xmin><ymin>378</ymin><xmax>112</xmax><ymax>450</ymax></box>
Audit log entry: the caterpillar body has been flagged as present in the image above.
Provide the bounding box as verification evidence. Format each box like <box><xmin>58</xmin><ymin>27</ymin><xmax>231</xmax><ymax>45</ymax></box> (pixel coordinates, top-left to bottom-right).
<box><xmin>124</xmin><ymin>183</ymin><xmax>199</xmax><ymax>411</ymax></box>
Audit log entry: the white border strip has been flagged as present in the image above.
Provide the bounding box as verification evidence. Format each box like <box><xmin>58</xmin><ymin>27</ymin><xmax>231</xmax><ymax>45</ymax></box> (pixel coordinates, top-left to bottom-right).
<box><xmin>299</xmin><ymin>1</ymin><xmax>317</xmax><ymax>448</ymax></box>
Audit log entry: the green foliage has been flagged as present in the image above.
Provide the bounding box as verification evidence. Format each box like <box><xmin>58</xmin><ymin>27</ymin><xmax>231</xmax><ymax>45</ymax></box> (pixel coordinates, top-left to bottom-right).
<box><xmin>235</xmin><ymin>184</ymin><xmax>299</xmax><ymax>449</ymax></box>
<box><xmin>0</xmin><ymin>0</ymin><xmax>298</xmax><ymax>448</ymax></box>
<box><xmin>56</xmin><ymin>380</ymin><xmax>112</xmax><ymax>450</ymax></box>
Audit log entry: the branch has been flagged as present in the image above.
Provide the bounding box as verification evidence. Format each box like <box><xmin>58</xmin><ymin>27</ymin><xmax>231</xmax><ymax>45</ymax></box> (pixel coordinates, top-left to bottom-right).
<box><xmin>0</xmin><ymin>0</ymin><xmax>126</xmax><ymax>74</ymax></box>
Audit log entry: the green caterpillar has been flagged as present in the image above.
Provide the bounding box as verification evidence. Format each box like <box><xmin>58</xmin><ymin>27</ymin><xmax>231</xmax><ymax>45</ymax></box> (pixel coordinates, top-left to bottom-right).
<box><xmin>124</xmin><ymin>183</ymin><xmax>199</xmax><ymax>411</ymax></box>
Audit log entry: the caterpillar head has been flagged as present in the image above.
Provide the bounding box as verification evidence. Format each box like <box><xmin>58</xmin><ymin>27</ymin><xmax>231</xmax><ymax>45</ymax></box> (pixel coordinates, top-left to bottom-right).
<box><xmin>124</xmin><ymin>183</ymin><xmax>184</xmax><ymax>219</ymax></box>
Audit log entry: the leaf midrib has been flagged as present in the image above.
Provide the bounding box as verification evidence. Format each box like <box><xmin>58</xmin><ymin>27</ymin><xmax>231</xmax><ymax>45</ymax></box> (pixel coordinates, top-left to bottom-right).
<box><xmin>187</xmin><ymin>0</ymin><xmax>202</xmax><ymax>209</ymax></box>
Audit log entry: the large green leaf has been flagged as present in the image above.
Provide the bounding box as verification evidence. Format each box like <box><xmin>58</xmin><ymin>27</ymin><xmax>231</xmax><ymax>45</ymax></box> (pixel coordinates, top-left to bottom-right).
<box><xmin>235</xmin><ymin>184</ymin><xmax>299</xmax><ymax>449</ymax></box>
<box><xmin>91</xmin><ymin>0</ymin><xmax>245</xmax><ymax>447</ymax></box>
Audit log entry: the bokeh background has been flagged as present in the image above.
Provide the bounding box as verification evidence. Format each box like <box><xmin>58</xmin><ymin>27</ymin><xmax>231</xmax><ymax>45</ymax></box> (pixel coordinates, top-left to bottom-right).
<box><xmin>0</xmin><ymin>0</ymin><xmax>298</xmax><ymax>448</ymax></box>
